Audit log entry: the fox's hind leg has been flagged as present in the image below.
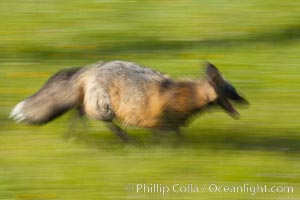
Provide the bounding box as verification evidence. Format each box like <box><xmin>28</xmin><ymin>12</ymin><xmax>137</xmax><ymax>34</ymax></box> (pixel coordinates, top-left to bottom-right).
<box><xmin>106</xmin><ymin>122</ymin><xmax>130</xmax><ymax>142</ymax></box>
<box><xmin>65</xmin><ymin>107</ymin><xmax>87</xmax><ymax>141</ymax></box>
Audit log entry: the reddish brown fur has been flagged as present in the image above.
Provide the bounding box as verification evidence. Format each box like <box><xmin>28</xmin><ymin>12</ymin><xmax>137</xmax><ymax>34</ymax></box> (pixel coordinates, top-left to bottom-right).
<box><xmin>108</xmin><ymin>79</ymin><xmax>217</xmax><ymax>129</ymax></box>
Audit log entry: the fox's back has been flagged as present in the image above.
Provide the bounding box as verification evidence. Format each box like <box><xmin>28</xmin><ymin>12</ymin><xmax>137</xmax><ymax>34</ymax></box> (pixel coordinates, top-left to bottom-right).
<box><xmin>94</xmin><ymin>61</ymin><xmax>169</xmax><ymax>82</ymax></box>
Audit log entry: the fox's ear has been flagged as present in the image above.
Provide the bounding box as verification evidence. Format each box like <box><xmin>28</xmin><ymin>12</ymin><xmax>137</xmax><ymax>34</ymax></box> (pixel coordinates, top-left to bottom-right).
<box><xmin>205</xmin><ymin>62</ymin><xmax>225</xmax><ymax>87</ymax></box>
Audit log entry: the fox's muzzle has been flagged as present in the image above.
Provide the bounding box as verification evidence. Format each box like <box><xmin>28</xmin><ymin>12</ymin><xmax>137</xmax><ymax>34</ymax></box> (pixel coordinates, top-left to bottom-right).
<box><xmin>217</xmin><ymin>82</ymin><xmax>249</xmax><ymax>119</ymax></box>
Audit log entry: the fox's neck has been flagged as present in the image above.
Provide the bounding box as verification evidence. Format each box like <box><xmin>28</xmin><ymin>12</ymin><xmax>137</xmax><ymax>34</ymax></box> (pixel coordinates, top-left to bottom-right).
<box><xmin>194</xmin><ymin>80</ymin><xmax>218</xmax><ymax>107</ymax></box>
<box><xmin>165</xmin><ymin>79</ymin><xmax>217</xmax><ymax>113</ymax></box>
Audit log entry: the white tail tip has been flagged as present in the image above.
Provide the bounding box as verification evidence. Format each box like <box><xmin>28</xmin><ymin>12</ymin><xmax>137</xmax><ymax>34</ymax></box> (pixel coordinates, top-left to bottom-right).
<box><xmin>10</xmin><ymin>101</ymin><xmax>26</xmax><ymax>123</ymax></box>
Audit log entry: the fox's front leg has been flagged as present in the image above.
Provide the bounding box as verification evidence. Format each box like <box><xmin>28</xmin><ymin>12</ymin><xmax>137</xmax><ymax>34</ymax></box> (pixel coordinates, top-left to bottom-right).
<box><xmin>152</xmin><ymin>126</ymin><xmax>183</xmax><ymax>139</ymax></box>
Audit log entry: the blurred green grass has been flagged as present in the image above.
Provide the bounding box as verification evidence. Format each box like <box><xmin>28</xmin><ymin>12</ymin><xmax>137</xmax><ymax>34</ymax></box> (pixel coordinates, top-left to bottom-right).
<box><xmin>0</xmin><ymin>0</ymin><xmax>300</xmax><ymax>199</ymax></box>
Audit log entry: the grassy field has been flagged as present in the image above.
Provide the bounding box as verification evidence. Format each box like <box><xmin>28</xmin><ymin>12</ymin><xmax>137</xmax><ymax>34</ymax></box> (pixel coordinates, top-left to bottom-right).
<box><xmin>0</xmin><ymin>0</ymin><xmax>300</xmax><ymax>199</ymax></box>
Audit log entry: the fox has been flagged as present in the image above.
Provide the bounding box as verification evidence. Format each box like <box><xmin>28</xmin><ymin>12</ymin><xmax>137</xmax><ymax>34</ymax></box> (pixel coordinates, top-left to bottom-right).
<box><xmin>10</xmin><ymin>60</ymin><xmax>248</xmax><ymax>141</ymax></box>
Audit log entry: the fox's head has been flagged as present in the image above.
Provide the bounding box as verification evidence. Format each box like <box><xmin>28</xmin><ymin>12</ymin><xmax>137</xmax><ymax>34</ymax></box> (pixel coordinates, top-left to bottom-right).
<box><xmin>205</xmin><ymin>62</ymin><xmax>249</xmax><ymax>118</ymax></box>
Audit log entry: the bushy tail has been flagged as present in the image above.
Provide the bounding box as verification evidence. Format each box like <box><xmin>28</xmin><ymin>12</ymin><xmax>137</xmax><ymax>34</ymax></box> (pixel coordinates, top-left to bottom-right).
<box><xmin>10</xmin><ymin>67</ymin><xmax>83</xmax><ymax>125</ymax></box>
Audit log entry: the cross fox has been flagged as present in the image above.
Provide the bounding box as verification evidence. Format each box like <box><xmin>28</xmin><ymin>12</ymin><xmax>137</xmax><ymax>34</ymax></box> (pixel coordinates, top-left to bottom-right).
<box><xmin>10</xmin><ymin>60</ymin><xmax>248</xmax><ymax>141</ymax></box>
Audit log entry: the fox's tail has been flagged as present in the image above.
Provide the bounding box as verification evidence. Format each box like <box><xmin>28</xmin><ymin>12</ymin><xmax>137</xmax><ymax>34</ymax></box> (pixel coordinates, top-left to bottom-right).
<box><xmin>10</xmin><ymin>67</ymin><xmax>83</xmax><ymax>125</ymax></box>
